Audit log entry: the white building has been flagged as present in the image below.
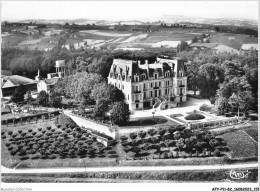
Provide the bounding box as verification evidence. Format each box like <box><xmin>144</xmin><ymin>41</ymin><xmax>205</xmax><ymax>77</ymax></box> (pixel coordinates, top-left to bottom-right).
<box><xmin>37</xmin><ymin>60</ymin><xmax>66</xmax><ymax>94</ymax></box>
<box><xmin>107</xmin><ymin>56</ymin><xmax>187</xmax><ymax>111</ymax></box>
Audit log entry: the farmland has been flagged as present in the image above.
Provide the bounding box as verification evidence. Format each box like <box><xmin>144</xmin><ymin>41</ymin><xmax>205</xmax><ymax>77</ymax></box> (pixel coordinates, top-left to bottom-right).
<box><xmin>208</xmin><ymin>33</ymin><xmax>258</xmax><ymax>50</ymax></box>
<box><xmin>1</xmin><ymin>115</ymin><xmax>118</xmax><ymax>169</ymax></box>
<box><xmin>2</xmin><ymin>28</ymin><xmax>257</xmax><ymax>51</ymax></box>
<box><xmin>220</xmin><ymin>130</ymin><xmax>258</xmax><ymax>158</ymax></box>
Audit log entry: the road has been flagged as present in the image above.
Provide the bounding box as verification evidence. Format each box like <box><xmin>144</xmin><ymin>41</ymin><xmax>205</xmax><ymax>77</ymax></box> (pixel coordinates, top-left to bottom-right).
<box><xmin>1</xmin><ymin>163</ymin><xmax>258</xmax><ymax>174</ymax></box>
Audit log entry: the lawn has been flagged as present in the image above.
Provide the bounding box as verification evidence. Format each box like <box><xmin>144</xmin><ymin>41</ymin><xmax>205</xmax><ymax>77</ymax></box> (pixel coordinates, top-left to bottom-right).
<box><xmin>220</xmin><ymin>130</ymin><xmax>258</xmax><ymax>158</ymax></box>
<box><xmin>2</xmin><ymin>168</ymin><xmax>258</xmax><ymax>182</ymax></box>
<box><xmin>244</xmin><ymin>125</ymin><xmax>258</xmax><ymax>142</ymax></box>
<box><xmin>1</xmin><ymin>118</ymin><xmax>118</xmax><ymax>169</ymax></box>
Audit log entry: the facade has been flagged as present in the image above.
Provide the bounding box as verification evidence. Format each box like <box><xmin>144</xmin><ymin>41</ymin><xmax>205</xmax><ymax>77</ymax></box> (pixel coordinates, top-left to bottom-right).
<box><xmin>37</xmin><ymin>60</ymin><xmax>66</xmax><ymax>94</ymax></box>
<box><xmin>107</xmin><ymin>56</ymin><xmax>187</xmax><ymax>111</ymax></box>
<box><xmin>1</xmin><ymin>75</ymin><xmax>37</xmax><ymax>98</ymax></box>
<box><xmin>37</xmin><ymin>78</ymin><xmax>59</xmax><ymax>94</ymax></box>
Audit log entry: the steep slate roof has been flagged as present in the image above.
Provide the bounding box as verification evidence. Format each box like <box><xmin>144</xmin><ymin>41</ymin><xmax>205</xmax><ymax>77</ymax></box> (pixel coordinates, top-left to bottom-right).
<box><xmin>109</xmin><ymin>57</ymin><xmax>186</xmax><ymax>81</ymax></box>
<box><xmin>2</xmin><ymin>75</ymin><xmax>36</xmax><ymax>88</ymax></box>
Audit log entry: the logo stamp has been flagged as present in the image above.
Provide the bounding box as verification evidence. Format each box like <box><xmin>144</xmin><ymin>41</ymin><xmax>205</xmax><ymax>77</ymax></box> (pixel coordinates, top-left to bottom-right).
<box><xmin>225</xmin><ymin>170</ymin><xmax>251</xmax><ymax>179</ymax></box>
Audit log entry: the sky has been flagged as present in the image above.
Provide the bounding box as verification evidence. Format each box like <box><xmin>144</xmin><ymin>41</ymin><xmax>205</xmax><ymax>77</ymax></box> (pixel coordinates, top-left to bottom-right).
<box><xmin>1</xmin><ymin>1</ymin><xmax>259</xmax><ymax>21</ymax></box>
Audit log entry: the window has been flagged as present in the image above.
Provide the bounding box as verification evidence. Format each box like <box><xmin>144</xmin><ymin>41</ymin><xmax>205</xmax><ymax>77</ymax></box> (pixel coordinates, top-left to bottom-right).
<box><xmin>165</xmin><ymin>89</ymin><xmax>167</xmax><ymax>95</ymax></box>
<box><xmin>141</xmin><ymin>74</ymin><xmax>146</xmax><ymax>80</ymax></box>
<box><xmin>165</xmin><ymin>71</ymin><xmax>170</xmax><ymax>77</ymax></box>
<box><xmin>122</xmin><ymin>85</ymin><xmax>124</xmax><ymax>89</ymax></box>
<box><xmin>159</xmin><ymin>82</ymin><xmax>161</xmax><ymax>87</ymax></box>
<box><xmin>143</xmin><ymin>83</ymin><xmax>146</xmax><ymax>90</ymax></box>
<box><xmin>144</xmin><ymin>92</ymin><xmax>146</xmax><ymax>99</ymax></box>
<box><xmin>135</xmin><ymin>76</ymin><xmax>139</xmax><ymax>82</ymax></box>
<box><xmin>159</xmin><ymin>90</ymin><xmax>161</xmax><ymax>96</ymax></box>
<box><xmin>155</xmin><ymin>82</ymin><xmax>157</xmax><ymax>87</ymax></box>
<box><xmin>119</xmin><ymin>84</ymin><xmax>120</xmax><ymax>89</ymax></box>
<box><xmin>150</xmin><ymin>91</ymin><xmax>153</xmax><ymax>97</ymax></box>
<box><xmin>155</xmin><ymin>90</ymin><xmax>157</xmax><ymax>97</ymax></box>
<box><xmin>150</xmin><ymin>83</ymin><xmax>153</xmax><ymax>88</ymax></box>
<box><xmin>128</xmin><ymin>95</ymin><xmax>129</xmax><ymax>100</ymax></box>
<box><xmin>154</xmin><ymin>73</ymin><xmax>158</xmax><ymax>79</ymax></box>
<box><xmin>135</xmin><ymin>86</ymin><xmax>138</xmax><ymax>91</ymax></box>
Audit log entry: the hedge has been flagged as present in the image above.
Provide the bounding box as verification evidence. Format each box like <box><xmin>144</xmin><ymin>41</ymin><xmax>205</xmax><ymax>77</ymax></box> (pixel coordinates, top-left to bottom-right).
<box><xmin>185</xmin><ymin>114</ymin><xmax>205</xmax><ymax>120</ymax></box>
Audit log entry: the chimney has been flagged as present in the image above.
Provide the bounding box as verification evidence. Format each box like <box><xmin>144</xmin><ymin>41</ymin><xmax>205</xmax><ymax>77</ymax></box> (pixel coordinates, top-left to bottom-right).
<box><xmin>138</xmin><ymin>60</ymin><xmax>141</xmax><ymax>67</ymax></box>
<box><xmin>145</xmin><ymin>60</ymin><xmax>148</xmax><ymax>64</ymax></box>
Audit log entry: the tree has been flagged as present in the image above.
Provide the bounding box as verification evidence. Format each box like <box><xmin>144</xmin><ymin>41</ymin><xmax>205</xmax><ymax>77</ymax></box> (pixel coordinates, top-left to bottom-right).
<box><xmin>24</xmin><ymin>90</ymin><xmax>33</xmax><ymax>103</ymax></box>
<box><xmin>37</xmin><ymin>90</ymin><xmax>49</xmax><ymax>107</ymax></box>
<box><xmin>177</xmin><ymin>41</ymin><xmax>188</xmax><ymax>52</ymax></box>
<box><xmin>110</xmin><ymin>101</ymin><xmax>130</xmax><ymax>126</ymax></box>
<box><xmin>93</xmin><ymin>98</ymin><xmax>109</xmax><ymax>118</ymax></box>
<box><xmin>49</xmin><ymin>91</ymin><xmax>62</xmax><ymax>108</ymax></box>
<box><xmin>91</xmin><ymin>83</ymin><xmax>124</xmax><ymax>104</ymax></box>
<box><xmin>186</xmin><ymin>61</ymin><xmax>201</xmax><ymax>95</ymax></box>
<box><xmin>228</xmin><ymin>91</ymin><xmax>255</xmax><ymax>117</ymax></box>
<box><xmin>198</xmin><ymin>63</ymin><xmax>224</xmax><ymax>98</ymax></box>
<box><xmin>11</xmin><ymin>85</ymin><xmax>27</xmax><ymax>103</ymax></box>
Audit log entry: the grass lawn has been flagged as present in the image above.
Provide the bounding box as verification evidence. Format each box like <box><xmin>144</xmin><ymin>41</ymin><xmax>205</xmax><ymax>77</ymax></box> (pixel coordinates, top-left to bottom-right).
<box><xmin>2</xmin><ymin>168</ymin><xmax>258</xmax><ymax>183</ymax></box>
<box><xmin>120</xmin><ymin>116</ymin><xmax>179</xmax><ymax>129</ymax></box>
<box><xmin>220</xmin><ymin>130</ymin><xmax>258</xmax><ymax>158</ymax></box>
<box><xmin>244</xmin><ymin>121</ymin><xmax>258</xmax><ymax>142</ymax></box>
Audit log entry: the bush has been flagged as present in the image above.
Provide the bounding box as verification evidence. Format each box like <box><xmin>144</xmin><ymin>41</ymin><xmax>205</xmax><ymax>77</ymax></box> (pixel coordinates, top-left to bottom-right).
<box><xmin>57</xmin><ymin>124</ymin><xmax>61</xmax><ymax>128</ymax></box>
<box><xmin>2</xmin><ymin>135</ymin><xmax>6</xmax><ymax>139</ymax></box>
<box><xmin>38</xmin><ymin>128</ymin><xmax>42</xmax><ymax>131</ymax></box>
<box><xmin>20</xmin><ymin>156</ymin><xmax>29</xmax><ymax>161</ymax></box>
<box><xmin>185</xmin><ymin>114</ymin><xmax>205</xmax><ymax>120</ymax></box>
<box><xmin>47</xmin><ymin>126</ymin><xmax>51</xmax><ymax>130</ymax></box>
<box><xmin>199</xmin><ymin>104</ymin><xmax>212</xmax><ymax>112</ymax></box>
<box><xmin>209</xmin><ymin>97</ymin><xmax>216</xmax><ymax>104</ymax></box>
<box><xmin>28</xmin><ymin>129</ymin><xmax>33</xmax><ymax>133</ymax></box>
<box><xmin>8</xmin><ymin>131</ymin><xmax>13</xmax><ymax>135</ymax></box>
<box><xmin>213</xmin><ymin>149</ymin><xmax>221</xmax><ymax>157</ymax></box>
<box><xmin>120</xmin><ymin>136</ymin><xmax>128</xmax><ymax>141</ymax></box>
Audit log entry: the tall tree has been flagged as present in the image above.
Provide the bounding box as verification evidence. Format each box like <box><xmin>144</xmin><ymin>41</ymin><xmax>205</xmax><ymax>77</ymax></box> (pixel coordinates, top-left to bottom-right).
<box><xmin>198</xmin><ymin>63</ymin><xmax>224</xmax><ymax>98</ymax></box>
<box><xmin>110</xmin><ymin>102</ymin><xmax>130</xmax><ymax>126</ymax></box>
<box><xmin>11</xmin><ymin>85</ymin><xmax>27</xmax><ymax>103</ymax></box>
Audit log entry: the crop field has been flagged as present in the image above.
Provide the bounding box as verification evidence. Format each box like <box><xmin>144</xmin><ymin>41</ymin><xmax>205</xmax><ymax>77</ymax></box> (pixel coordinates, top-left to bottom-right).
<box><xmin>1</xmin><ymin>34</ymin><xmax>29</xmax><ymax>48</ymax></box>
<box><xmin>119</xmin><ymin>125</ymin><xmax>227</xmax><ymax>161</ymax></box>
<box><xmin>220</xmin><ymin>130</ymin><xmax>258</xmax><ymax>158</ymax></box>
<box><xmin>244</xmin><ymin>126</ymin><xmax>258</xmax><ymax>142</ymax></box>
<box><xmin>208</xmin><ymin>33</ymin><xmax>258</xmax><ymax>50</ymax></box>
<box><xmin>1</xmin><ymin>117</ymin><xmax>118</xmax><ymax>169</ymax></box>
<box><xmin>79</xmin><ymin>30</ymin><xmax>132</xmax><ymax>37</ymax></box>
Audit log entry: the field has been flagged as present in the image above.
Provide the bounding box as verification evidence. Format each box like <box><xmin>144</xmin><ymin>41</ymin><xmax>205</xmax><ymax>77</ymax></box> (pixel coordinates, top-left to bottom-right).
<box><xmin>244</xmin><ymin>123</ymin><xmax>258</xmax><ymax>142</ymax></box>
<box><xmin>1</xmin><ymin>117</ymin><xmax>118</xmax><ymax>169</ymax></box>
<box><xmin>3</xmin><ymin>28</ymin><xmax>257</xmax><ymax>51</ymax></box>
<box><xmin>1</xmin><ymin>34</ymin><xmax>29</xmax><ymax>48</ymax></box>
<box><xmin>220</xmin><ymin>130</ymin><xmax>258</xmax><ymax>158</ymax></box>
<box><xmin>208</xmin><ymin>33</ymin><xmax>258</xmax><ymax>50</ymax></box>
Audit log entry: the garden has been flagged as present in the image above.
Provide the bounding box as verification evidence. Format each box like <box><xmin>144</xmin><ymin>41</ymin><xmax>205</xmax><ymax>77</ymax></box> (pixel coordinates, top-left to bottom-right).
<box><xmin>119</xmin><ymin>125</ymin><xmax>228</xmax><ymax>160</ymax></box>
<box><xmin>1</xmin><ymin>114</ymin><xmax>119</xmax><ymax>169</ymax></box>
<box><xmin>220</xmin><ymin>130</ymin><xmax>258</xmax><ymax>158</ymax></box>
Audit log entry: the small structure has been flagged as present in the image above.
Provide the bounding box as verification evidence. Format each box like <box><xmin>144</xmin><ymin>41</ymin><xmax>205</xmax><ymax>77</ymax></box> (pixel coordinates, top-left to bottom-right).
<box><xmin>1</xmin><ymin>75</ymin><xmax>37</xmax><ymax>98</ymax></box>
<box><xmin>37</xmin><ymin>60</ymin><xmax>66</xmax><ymax>94</ymax></box>
<box><xmin>37</xmin><ymin>78</ymin><xmax>59</xmax><ymax>94</ymax></box>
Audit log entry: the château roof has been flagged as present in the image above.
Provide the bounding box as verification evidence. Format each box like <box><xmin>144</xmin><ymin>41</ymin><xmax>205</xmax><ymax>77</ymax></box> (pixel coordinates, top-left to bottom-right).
<box><xmin>108</xmin><ymin>57</ymin><xmax>186</xmax><ymax>82</ymax></box>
